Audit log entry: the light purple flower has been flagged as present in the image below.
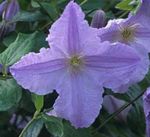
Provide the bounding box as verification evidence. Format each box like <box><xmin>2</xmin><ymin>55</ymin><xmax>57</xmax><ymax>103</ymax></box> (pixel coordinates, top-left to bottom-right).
<box><xmin>103</xmin><ymin>95</ymin><xmax>131</xmax><ymax>121</ymax></box>
<box><xmin>10</xmin><ymin>1</ymin><xmax>149</xmax><ymax>128</ymax></box>
<box><xmin>143</xmin><ymin>87</ymin><xmax>150</xmax><ymax>137</ymax></box>
<box><xmin>99</xmin><ymin>0</ymin><xmax>150</xmax><ymax>52</ymax></box>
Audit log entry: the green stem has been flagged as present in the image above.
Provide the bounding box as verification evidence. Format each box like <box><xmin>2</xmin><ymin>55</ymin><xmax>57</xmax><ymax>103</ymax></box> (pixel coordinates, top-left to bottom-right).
<box><xmin>93</xmin><ymin>89</ymin><xmax>146</xmax><ymax>133</ymax></box>
<box><xmin>119</xmin><ymin>11</ymin><xmax>129</xmax><ymax>18</ymax></box>
<box><xmin>80</xmin><ymin>0</ymin><xmax>88</xmax><ymax>6</ymax></box>
<box><xmin>19</xmin><ymin>111</ymin><xmax>40</xmax><ymax>137</ymax></box>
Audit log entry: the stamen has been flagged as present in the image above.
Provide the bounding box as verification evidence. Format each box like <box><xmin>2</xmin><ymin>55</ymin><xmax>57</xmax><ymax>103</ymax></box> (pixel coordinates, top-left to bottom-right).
<box><xmin>121</xmin><ymin>27</ymin><xmax>134</xmax><ymax>42</ymax></box>
<box><xmin>70</xmin><ymin>56</ymin><xmax>81</xmax><ymax>67</ymax></box>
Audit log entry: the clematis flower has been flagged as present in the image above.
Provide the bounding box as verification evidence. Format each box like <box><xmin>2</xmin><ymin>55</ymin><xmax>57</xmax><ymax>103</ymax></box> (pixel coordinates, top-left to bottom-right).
<box><xmin>10</xmin><ymin>1</ymin><xmax>149</xmax><ymax>128</ymax></box>
<box><xmin>98</xmin><ymin>0</ymin><xmax>150</xmax><ymax>52</ymax></box>
<box><xmin>103</xmin><ymin>95</ymin><xmax>131</xmax><ymax>121</ymax></box>
<box><xmin>143</xmin><ymin>87</ymin><xmax>150</xmax><ymax>137</ymax></box>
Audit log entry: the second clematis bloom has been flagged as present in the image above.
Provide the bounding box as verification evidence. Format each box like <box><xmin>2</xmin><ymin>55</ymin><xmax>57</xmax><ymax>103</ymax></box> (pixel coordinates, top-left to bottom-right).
<box><xmin>10</xmin><ymin>1</ymin><xmax>149</xmax><ymax>128</ymax></box>
<box><xmin>98</xmin><ymin>0</ymin><xmax>150</xmax><ymax>51</ymax></box>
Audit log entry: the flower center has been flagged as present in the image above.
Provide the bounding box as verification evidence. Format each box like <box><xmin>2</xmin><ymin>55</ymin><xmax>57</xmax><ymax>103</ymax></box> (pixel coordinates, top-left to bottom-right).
<box><xmin>70</xmin><ymin>56</ymin><xmax>81</xmax><ymax>67</ymax></box>
<box><xmin>121</xmin><ymin>28</ymin><xmax>134</xmax><ymax>42</ymax></box>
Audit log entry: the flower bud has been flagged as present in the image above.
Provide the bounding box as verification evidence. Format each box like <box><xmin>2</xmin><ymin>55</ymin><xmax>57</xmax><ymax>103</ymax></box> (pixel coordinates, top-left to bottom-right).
<box><xmin>10</xmin><ymin>114</ymin><xmax>31</xmax><ymax>129</ymax></box>
<box><xmin>2</xmin><ymin>0</ymin><xmax>19</xmax><ymax>21</ymax></box>
<box><xmin>0</xmin><ymin>1</ymin><xmax>7</xmax><ymax>16</ymax></box>
<box><xmin>91</xmin><ymin>9</ymin><xmax>106</xmax><ymax>29</ymax></box>
<box><xmin>103</xmin><ymin>95</ymin><xmax>131</xmax><ymax>121</ymax></box>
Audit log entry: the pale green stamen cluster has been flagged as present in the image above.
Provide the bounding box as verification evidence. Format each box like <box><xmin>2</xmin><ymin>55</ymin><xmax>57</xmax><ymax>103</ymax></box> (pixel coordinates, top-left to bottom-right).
<box><xmin>121</xmin><ymin>27</ymin><xmax>134</xmax><ymax>42</ymax></box>
<box><xmin>70</xmin><ymin>56</ymin><xmax>81</xmax><ymax>67</ymax></box>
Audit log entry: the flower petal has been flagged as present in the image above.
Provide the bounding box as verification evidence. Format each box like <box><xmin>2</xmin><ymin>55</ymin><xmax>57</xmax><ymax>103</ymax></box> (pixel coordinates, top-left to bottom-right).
<box><xmin>129</xmin><ymin>0</ymin><xmax>150</xmax><ymax>27</ymax></box>
<box><xmin>51</xmin><ymin>71</ymin><xmax>104</xmax><ymax>128</ymax></box>
<box><xmin>133</xmin><ymin>26</ymin><xmax>150</xmax><ymax>51</ymax></box>
<box><xmin>98</xmin><ymin>19</ymin><xmax>122</xmax><ymax>43</ymax></box>
<box><xmin>46</xmin><ymin>1</ymin><xmax>97</xmax><ymax>56</ymax></box>
<box><xmin>143</xmin><ymin>87</ymin><xmax>150</xmax><ymax>137</ymax></box>
<box><xmin>143</xmin><ymin>87</ymin><xmax>150</xmax><ymax>117</ymax></box>
<box><xmin>83</xmin><ymin>42</ymin><xmax>149</xmax><ymax>92</ymax></box>
<box><xmin>10</xmin><ymin>48</ymin><xmax>67</xmax><ymax>95</ymax></box>
<box><xmin>146</xmin><ymin>115</ymin><xmax>150</xmax><ymax>137</ymax></box>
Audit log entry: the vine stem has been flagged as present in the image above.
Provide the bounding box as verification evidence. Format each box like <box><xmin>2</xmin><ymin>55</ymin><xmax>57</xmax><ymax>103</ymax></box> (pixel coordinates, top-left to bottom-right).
<box><xmin>18</xmin><ymin>111</ymin><xmax>40</xmax><ymax>137</ymax></box>
<box><xmin>93</xmin><ymin>89</ymin><xmax>146</xmax><ymax>134</ymax></box>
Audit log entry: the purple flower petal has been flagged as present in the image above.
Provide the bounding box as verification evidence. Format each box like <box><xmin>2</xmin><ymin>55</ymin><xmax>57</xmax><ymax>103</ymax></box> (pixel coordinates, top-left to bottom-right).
<box><xmin>143</xmin><ymin>88</ymin><xmax>150</xmax><ymax>117</ymax></box>
<box><xmin>129</xmin><ymin>0</ymin><xmax>150</xmax><ymax>28</ymax></box>
<box><xmin>82</xmin><ymin>42</ymin><xmax>149</xmax><ymax>92</ymax></box>
<box><xmin>10</xmin><ymin>48</ymin><xmax>67</xmax><ymax>95</ymax></box>
<box><xmin>53</xmin><ymin>71</ymin><xmax>104</xmax><ymax>128</ymax></box>
<box><xmin>146</xmin><ymin>115</ymin><xmax>150</xmax><ymax>137</ymax></box>
<box><xmin>46</xmin><ymin>1</ymin><xmax>97</xmax><ymax>56</ymax></box>
<box><xmin>143</xmin><ymin>87</ymin><xmax>150</xmax><ymax>137</ymax></box>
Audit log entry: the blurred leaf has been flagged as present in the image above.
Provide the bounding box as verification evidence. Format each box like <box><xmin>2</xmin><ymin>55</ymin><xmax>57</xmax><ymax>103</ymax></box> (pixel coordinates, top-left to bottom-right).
<box><xmin>20</xmin><ymin>118</ymin><xmax>44</xmax><ymax>137</ymax></box>
<box><xmin>3</xmin><ymin>32</ymin><xmax>17</xmax><ymax>47</ymax></box>
<box><xmin>43</xmin><ymin>114</ymin><xmax>64</xmax><ymax>137</ymax></box>
<box><xmin>63</xmin><ymin>121</ymin><xmax>92</xmax><ymax>137</ymax></box>
<box><xmin>32</xmin><ymin>94</ymin><xmax>44</xmax><ymax>112</ymax></box>
<box><xmin>127</xmin><ymin>105</ymin><xmax>145</xmax><ymax>136</ymax></box>
<box><xmin>12</xmin><ymin>10</ymin><xmax>48</xmax><ymax>22</ymax></box>
<box><xmin>18</xmin><ymin>0</ymin><xmax>31</xmax><ymax>10</ymax></box>
<box><xmin>0</xmin><ymin>31</ymin><xmax>46</xmax><ymax>66</ymax></box>
<box><xmin>0</xmin><ymin>79</ymin><xmax>22</xmax><ymax>111</ymax></box>
<box><xmin>39</xmin><ymin>1</ymin><xmax>59</xmax><ymax>20</ymax></box>
<box><xmin>80</xmin><ymin>0</ymin><xmax>104</xmax><ymax>10</ymax></box>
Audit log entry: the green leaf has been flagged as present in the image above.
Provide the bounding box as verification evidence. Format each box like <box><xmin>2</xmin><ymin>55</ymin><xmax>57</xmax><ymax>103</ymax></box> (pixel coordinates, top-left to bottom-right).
<box><xmin>43</xmin><ymin>114</ymin><xmax>64</xmax><ymax>137</ymax></box>
<box><xmin>12</xmin><ymin>10</ymin><xmax>48</xmax><ymax>22</ymax></box>
<box><xmin>32</xmin><ymin>94</ymin><xmax>44</xmax><ymax>112</ymax></box>
<box><xmin>116</xmin><ymin>0</ymin><xmax>140</xmax><ymax>12</ymax></box>
<box><xmin>63</xmin><ymin>121</ymin><xmax>92</xmax><ymax>137</ymax></box>
<box><xmin>3</xmin><ymin>33</ymin><xmax>17</xmax><ymax>47</ymax></box>
<box><xmin>0</xmin><ymin>79</ymin><xmax>22</xmax><ymax>111</ymax></box>
<box><xmin>39</xmin><ymin>2</ymin><xmax>59</xmax><ymax>20</ymax></box>
<box><xmin>116</xmin><ymin>0</ymin><xmax>134</xmax><ymax>11</ymax></box>
<box><xmin>0</xmin><ymin>31</ymin><xmax>45</xmax><ymax>66</ymax></box>
<box><xmin>21</xmin><ymin>118</ymin><xmax>44</xmax><ymax>137</ymax></box>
